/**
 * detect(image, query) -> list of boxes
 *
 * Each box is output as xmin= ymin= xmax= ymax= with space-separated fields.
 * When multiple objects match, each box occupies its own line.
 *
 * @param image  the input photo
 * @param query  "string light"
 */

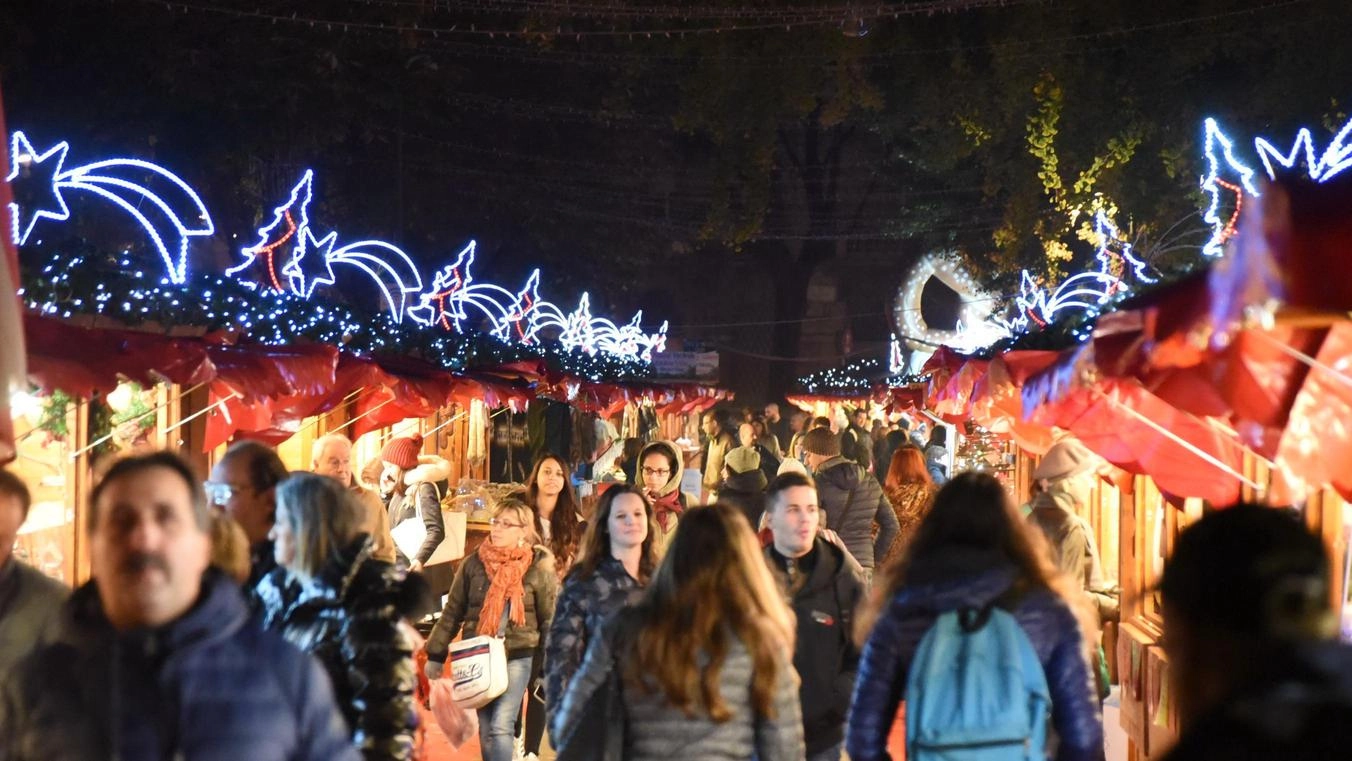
xmin=1253 ymin=113 xmax=1352 ymax=183
xmin=7 ymin=131 xmax=214 ymax=284
xmin=1200 ymin=117 xmax=1260 ymax=258
xmin=894 ymin=251 xmax=1004 ymax=352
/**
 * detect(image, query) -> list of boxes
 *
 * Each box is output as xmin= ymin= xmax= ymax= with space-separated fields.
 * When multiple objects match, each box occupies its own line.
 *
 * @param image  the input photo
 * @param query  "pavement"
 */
xmin=419 ymin=704 xmax=909 ymax=760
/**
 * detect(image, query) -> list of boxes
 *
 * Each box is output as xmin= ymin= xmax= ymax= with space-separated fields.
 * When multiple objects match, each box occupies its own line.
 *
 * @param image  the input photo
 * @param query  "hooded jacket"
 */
xmin=813 ymin=456 xmax=900 ymax=570
xmin=638 ymin=441 xmax=689 ymax=556
xmin=385 ymin=455 xmax=451 ymax=567
xmin=543 ymin=554 xmax=644 ymax=734
xmin=425 ymin=545 xmax=557 ymax=662
xmin=846 ymin=549 xmax=1104 ymax=761
xmin=0 ymin=569 xmax=358 ymax=761
xmin=765 ymin=536 xmax=866 ymax=756
xmin=1026 ymin=491 xmax=1118 ymax=623
xmin=254 ymin=535 xmax=419 ymax=761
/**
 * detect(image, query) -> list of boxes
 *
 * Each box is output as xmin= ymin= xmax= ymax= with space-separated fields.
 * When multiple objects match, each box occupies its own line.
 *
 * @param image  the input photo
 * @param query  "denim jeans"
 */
xmin=477 ymin=655 xmax=533 ymax=761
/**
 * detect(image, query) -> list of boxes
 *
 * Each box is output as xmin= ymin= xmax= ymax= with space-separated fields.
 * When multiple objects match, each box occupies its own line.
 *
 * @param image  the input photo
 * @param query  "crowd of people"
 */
xmin=1 ymin=404 xmax=1351 ymax=761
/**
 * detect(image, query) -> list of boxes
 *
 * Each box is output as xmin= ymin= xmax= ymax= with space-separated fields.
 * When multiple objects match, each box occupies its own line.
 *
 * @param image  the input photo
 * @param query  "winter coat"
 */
xmin=846 ymin=549 xmax=1104 ymax=761
xmin=254 ymin=535 xmax=419 ymax=761
xmin=385 ymin=456 xmax=451 ymax=567
xmin=813 ymin=456 xmax=900 ymax=570
xmin=880 ymin=482 xmax=937 ymax=569
xmin=842 ymin=424 xmax=874 ymax=470
xmin=1160 ymin=641 xmax=1352 ymax=761
xmin=702 ymin=431 xmax=735 ymax=493
xmin=0 ymin=557 xmax=68 ymax=675
xmin=351 ymin=483 xmax=397 ymax=564
xmin=1026 ymin=491 xmax=1119 ymax=623
xmin=552 ymin=607 xmax=805 ymax=761
xmin=639 ymin=440 xmax=688 ymax=556
xmin=719 ymin=468 xmax=768 ymax=530
xmin=543 ymin=555 xmax=643 ymax=733
xmin=425 ymin=546 xmax=557 ymax=662
xmin=766 ymin=537 xmax=866 ymax=756
xmin=0 ymin=569 xmax=359 ymax=761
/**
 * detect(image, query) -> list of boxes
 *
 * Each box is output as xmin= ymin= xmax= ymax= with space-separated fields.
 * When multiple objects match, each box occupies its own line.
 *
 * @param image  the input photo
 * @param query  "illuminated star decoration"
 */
xmin=232 ymin=170 xmax=423 ymax=323
xmin=8 ymin=131 xmax=214 ymax=284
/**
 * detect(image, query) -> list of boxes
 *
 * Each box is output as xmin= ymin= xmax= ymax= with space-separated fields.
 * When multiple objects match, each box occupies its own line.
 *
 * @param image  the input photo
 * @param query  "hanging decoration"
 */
xmin=12 ymin=133 xmax=667 ymax=365
xmin=893 ymin=251 xmax=1003 ymax=353
xmin=7 ymin=131 xmax=214 ymax=284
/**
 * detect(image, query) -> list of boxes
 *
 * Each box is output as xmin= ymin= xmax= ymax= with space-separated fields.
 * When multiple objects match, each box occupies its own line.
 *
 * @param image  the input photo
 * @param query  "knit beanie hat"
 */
xmin=724 ymin=446 xmax=761 ymax=474
xmin=776 ymin=457 xmax=808 ymax=477
xmin=1033 ymin=437 xmax=1096 ymax=482
xmin=800 ymin=427 xmax=841 ymax=457
xmin=381 ymin=435 xmax=423 ymax=470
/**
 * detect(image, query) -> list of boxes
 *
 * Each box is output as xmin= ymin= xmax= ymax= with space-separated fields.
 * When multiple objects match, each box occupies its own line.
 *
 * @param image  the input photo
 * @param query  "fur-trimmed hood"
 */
xmin=403 ymin=455 xmax=452 ymax=492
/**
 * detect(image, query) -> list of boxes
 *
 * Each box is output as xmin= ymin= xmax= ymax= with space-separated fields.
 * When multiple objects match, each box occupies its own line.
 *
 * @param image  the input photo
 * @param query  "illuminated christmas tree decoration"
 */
xmin=493 ymin=269 xmax=543 ymax=343
xmin=1253 ymin=114 xmax=1352 ymax=183
xmin=409 ymin=241 xmax=516 ymax=332
xmin=1201 ymin=118 xmax=1260 ymax=258
xmin=1093 ymin=210 xmax=1155 ymax=284
xmin=227 ymin=170 xmax=312 ymax=290
xmin=8 ymin=131 xmax=214 ymax=284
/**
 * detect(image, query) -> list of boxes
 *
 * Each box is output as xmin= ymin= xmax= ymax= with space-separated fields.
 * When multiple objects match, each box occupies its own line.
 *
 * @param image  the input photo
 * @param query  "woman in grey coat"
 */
xmin=551 ymin=502 xmax=804 ymax=761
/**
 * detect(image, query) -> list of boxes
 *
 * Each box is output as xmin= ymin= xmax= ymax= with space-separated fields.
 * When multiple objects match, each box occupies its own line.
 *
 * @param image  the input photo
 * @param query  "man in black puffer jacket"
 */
xmin=0 ymin=452 xmax=357 ymax=761
xmin=763 ymin=472 xmax=866 ymax=761
xmin=800 ymin=428 xmax=899 ymax=586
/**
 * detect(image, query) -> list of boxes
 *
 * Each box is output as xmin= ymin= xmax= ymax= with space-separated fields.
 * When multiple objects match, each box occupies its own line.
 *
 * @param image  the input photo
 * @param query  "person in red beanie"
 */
xmin=380 ymin=436 xmax=450 ymax=582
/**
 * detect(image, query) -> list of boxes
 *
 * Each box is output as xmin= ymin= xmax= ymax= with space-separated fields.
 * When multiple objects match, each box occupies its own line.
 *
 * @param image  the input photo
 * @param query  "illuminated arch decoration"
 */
xmin=229 ymin=171 xmax=423 ymax=323
xmin=894 ymin=252 xmax=1004 ymax=352
xmin=7 ymin=131 xmax=213 ymax=284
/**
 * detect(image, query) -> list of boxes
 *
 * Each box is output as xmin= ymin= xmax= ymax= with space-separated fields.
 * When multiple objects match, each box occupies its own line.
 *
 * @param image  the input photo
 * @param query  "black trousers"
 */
xmin=516 ymin=649 xmax=546 ymax=754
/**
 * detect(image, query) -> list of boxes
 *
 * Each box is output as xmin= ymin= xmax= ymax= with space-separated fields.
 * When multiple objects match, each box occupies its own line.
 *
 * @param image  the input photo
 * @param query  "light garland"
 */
xmin=893 ymin=251 xmax=1003 ymax=353
xmin=7 ymin=131 xmax=214 ymax=284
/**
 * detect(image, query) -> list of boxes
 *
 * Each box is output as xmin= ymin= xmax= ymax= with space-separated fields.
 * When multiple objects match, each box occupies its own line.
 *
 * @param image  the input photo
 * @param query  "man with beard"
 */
xmin=0 ymin=451 xmax=358 ymax=760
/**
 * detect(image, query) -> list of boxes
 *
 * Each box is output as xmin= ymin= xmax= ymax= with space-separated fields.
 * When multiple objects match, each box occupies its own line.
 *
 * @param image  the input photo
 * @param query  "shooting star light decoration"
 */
xmin=7 ymin=131 xmax=213 ymax=284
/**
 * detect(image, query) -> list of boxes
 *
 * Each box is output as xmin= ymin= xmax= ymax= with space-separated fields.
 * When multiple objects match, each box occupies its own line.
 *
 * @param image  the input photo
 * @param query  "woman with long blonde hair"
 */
xmin=846 ymin=472 xmax=1102 ymax=761
xmin=551 ymin=503 xmax=804 ymax=760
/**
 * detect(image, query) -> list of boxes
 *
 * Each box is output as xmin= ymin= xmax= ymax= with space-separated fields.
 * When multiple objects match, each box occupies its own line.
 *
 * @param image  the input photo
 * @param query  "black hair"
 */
xmin=90 ymin=451 xmax=209 ymax=533
xmin=764 ymin=471 xmax=815 ymax=511
xmin=0 ymin=468 xmax=32 ymax=519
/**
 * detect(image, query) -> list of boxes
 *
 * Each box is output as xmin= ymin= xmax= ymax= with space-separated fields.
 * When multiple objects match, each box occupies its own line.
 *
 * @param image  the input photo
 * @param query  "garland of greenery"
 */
xmin=21 ymin=243 xmax=653 ymax=384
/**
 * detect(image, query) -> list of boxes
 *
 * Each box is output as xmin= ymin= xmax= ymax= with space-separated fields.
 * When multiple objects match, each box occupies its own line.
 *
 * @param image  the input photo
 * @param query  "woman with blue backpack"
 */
xmin=846 ymin=472 xmax=1104 ymax=761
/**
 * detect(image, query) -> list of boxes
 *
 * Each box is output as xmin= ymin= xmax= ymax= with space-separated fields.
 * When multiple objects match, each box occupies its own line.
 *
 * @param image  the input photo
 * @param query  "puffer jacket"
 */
xmin=254 ymin=535 xmax=419 ymax=761
xmin=552 ymin=607 xmax=804 ymax=761
xmin=846 ymin=549 xmax=1103 ymax=761
xmin=543 ymin=555 xmax=644 ymax=733
xmin=766 ymin=536 xmax=866 ymax=756
xmin=0 ymin=569 xmax=358 ymax=761
xmin=813 ymin=456 xmax=900 ymax=570
xmin=425 ymin=545 xmax=557 ymax=663
xmin=385 ymin=456 xmax=451 ymax=567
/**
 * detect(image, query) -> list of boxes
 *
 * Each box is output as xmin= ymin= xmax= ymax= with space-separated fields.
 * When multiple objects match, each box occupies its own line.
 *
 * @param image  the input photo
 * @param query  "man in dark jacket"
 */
xmin=0 ymin=469 xmax=68 ymax=675
xmin=208 ymin=439 xmax=289 ymax=590
xmin=1159 ymin=504 xmax=1352 ymax=761
xmin=763 ymin=472 xmax=865 ymax=761
xmin=800 ymin=428 xmax=899 ymax=586
xmin=840 ymin=409 xmax=874 ymax=471
xmin=0 ymin=451 xmax=358 ymax=761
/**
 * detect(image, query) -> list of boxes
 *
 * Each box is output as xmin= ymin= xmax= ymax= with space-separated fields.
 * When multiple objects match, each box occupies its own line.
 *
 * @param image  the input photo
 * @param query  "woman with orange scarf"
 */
xmin=425 ymin=499 xmax=558 ymax=761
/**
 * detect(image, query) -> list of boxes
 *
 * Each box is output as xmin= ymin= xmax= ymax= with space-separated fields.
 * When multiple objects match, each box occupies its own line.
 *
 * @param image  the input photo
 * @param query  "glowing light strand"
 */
xmin=7 ymin=131 xmax=214 ymax=284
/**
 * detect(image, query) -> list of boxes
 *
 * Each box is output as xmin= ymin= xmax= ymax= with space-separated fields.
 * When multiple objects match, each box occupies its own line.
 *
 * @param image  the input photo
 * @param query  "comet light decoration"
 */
xmin=7 ymin=131 xmax=214 ymax=284
xmin=409 ymin=240 xmax=516 ymax=332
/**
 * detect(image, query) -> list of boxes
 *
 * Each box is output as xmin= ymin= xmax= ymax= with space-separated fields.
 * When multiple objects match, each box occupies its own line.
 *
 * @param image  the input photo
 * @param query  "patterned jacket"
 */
xmin=543 ymin=555 xmax=643 ymax=732
xmin=255 ymin=535 xmax=420 ymax=761
xmin=846 ymin=550 xmax=1103 ymax=761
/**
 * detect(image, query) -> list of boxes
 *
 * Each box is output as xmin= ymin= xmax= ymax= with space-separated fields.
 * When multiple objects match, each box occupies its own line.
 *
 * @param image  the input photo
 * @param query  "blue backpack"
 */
xmin=905 ymin=604 xmax=1051 ymax=761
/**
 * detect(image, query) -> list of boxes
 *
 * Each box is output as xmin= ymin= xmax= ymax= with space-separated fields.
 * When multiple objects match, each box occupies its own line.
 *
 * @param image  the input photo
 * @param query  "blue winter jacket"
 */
xmin=846 ymin=549 xmax=1104 ymax=761
xmin=0 ymin=568 xmax=360 ymax=761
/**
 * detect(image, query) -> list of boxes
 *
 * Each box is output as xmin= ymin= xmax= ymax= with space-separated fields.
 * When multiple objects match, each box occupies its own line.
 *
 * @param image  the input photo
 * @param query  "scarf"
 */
xmin=650 ymin=489 xmax=685 ymax=532
xmin=476 ymin=541 xmax=534 ymax=636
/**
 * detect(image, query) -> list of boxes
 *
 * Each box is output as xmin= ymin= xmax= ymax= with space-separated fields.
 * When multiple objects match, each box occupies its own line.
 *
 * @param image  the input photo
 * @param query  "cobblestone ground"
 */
xmin=420 ymin=705 xmax=909 ymax=760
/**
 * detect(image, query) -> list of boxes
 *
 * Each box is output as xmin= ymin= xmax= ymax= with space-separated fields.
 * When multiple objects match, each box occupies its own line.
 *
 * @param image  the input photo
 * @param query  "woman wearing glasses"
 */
xmin=543 ymin=484 xmax=659 ymax=735
xmin=637 ymin=440 xmax=689 ymax=557
xmin=424 ymin=498 xmax=558 ymax=761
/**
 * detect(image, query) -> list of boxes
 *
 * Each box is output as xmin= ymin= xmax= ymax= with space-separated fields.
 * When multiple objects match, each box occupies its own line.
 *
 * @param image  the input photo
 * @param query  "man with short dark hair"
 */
xmin=763 ymin=471 xmax=865 ymax=761
xmin=1159 ymin=504 xmax=1352 ymax=760
xmin=0 ymin=451 xmax=358 ymax=760
xmin=840 ymin=408 xmax=874 ymax=471
xmin=763 ymin=402 xmax=792 ymax=454
xmin=700 ymin=411 xmax=735 ymax=502
xmin=208 ymin=440 xmax=288 ymax=588
xmin=800 ymin=428 xmax=898 ymax=586
xmin=0 ymin=468 xmax=68 ymax=674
